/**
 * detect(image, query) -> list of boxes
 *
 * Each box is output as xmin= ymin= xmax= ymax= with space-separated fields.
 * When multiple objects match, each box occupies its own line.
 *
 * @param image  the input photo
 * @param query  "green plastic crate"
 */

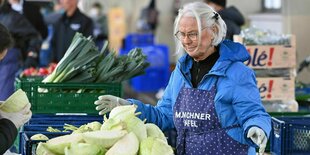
xmin=15 ymin=77 xmax=122 ymax=114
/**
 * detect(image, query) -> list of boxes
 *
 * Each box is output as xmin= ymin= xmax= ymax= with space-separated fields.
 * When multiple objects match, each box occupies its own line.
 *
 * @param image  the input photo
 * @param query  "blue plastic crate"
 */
xmin=27 ymin=114 xmax=103 ymax=125
xmin=23 ymin=115 xmax=103 ymax=133
xmin=22 ymin=124 xmax=65 ymax=132
xmin=131 ymin=68 xmax=169 ymax=92
xmin=270 ymin=116 xmax=310 ymax=155
xmin=121 ymin=44 xmax=170 ymax=92
xmin=20 ymin=131 xmax=69 ymax=155
xmin=124 ymin=33 xmax=154 ymax=49
xmin=18 ymin=114 xmax=103 ymax=154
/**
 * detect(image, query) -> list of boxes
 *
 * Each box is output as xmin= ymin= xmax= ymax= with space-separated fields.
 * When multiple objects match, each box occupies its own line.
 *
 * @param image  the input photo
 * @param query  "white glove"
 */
xmin=247 ymin=126 xmax=267 ymax=155
xmin=0 ymin=102 xmax=32 ymax=129
xmin=94 ymin=95 xmax=130 ymax=115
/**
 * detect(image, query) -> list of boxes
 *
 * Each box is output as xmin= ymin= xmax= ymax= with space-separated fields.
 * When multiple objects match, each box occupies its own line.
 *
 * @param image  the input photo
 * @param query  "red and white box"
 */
xmin=234 ymin=35 xmax=296 ymax=69
xmin=244 ymin=45 xmax=296 ymax=69
xmin=256 ymin=77 xmax=295 ymax=101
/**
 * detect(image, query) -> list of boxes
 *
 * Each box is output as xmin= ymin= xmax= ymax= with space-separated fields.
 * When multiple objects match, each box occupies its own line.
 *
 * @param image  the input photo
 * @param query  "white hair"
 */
xmin=173 ymin=1 xmax=227 ymax=54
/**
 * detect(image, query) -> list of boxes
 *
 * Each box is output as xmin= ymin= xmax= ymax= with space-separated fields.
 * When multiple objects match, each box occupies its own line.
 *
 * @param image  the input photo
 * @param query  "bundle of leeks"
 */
xmin=42 ymin=32 xmax=149 ymax=84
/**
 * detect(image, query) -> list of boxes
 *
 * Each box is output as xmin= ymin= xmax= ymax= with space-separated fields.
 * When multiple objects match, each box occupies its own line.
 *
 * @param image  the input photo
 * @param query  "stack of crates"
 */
xmin=121 ymin=33 xmax=170 ymax=93
xmin=234 ymin=35 xmax=297 ymax=112
xmin=20 ymin=114 xmax=103 ymax=155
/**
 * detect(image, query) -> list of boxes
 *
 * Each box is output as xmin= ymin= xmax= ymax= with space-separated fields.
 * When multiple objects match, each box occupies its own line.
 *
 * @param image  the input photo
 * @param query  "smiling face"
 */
xmin=178 ymin=16 xmax=215 ymax=61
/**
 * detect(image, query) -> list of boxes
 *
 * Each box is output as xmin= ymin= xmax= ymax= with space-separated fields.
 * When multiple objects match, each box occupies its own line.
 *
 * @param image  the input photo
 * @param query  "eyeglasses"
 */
xmin=175 ymin=27 xmax=208 ymax=41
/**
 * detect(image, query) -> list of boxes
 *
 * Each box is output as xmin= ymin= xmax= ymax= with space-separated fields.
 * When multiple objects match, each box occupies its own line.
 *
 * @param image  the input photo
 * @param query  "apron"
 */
xmin=173 ymin=81 xmax=249 ymax=155
xmin=0 ymin=48 xmax=21 ymax=100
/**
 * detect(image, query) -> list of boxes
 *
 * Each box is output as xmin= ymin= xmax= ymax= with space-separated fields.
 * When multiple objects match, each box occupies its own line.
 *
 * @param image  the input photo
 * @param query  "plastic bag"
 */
xmin=240 ymin=26 xmax=291 ymax=46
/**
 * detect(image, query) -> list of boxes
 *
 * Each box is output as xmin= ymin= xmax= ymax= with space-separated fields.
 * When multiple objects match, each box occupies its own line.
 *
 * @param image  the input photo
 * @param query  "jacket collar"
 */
xmin=177 ymin=40 xmax=250 ymax=77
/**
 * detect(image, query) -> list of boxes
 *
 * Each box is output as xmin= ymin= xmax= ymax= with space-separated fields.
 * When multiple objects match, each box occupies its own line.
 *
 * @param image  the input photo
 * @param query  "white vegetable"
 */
xmin=145 ymin=123 xmax=167 ymax=144
xmin=139 ymin=137 xmax=174 ymax=155
xmin=30 ymin=134 xmax=49 ymax=141
xmin=36 ymin=142 xmax=56 ymax=155
xmin=108 ymin=105 xmax=137 ymax=121
xmin=64 ymin=142 xmax=106 ymax=155
xmin=106 ymin=132 xmax=139 ymax=155
xmin=101 ymin=117 xmax=126 ymax=131
xmin=85 ymin=121 xmax=102 ymax=131
xmin=0 ymin=89 xmax=29 ymax=112
xmin=45 ymin=133 xmax=84 ymax=154
xmin=83 ymin=130 xmax=127 ymax=148
xmin=123 ymin=116 xmax=147 ymax=142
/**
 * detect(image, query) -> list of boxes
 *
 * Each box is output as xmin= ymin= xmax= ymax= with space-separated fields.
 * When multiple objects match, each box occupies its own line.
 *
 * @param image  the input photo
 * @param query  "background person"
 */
xmin=136 ymin=0 xmax=159 ymax=33
xmin=0 ymin=0 xmax=42 ymax=100
xmin=44 ymin=0 xmax=64 ymax=26
xmin=95 ymin=2 xmax=271 ymax=155
xmin=89 ymin=2 xmax=108 ymax=39
xmin=205 ymin=0 xmax=245 ymax=40
xmin=0 ymin=23 xmax=32 ymax=155
xmin=8 ymin=0 xmax=48 ymax=39
xmin=51 ymin=0 xmax=93 ymax=62
xmin=88 ymin=2 xmax=108 ymax=49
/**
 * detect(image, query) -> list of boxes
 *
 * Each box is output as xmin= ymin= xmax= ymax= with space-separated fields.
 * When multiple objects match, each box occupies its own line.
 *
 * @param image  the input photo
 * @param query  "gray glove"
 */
xmin=247 ymin=126 xmax=267 ymax=155
xmin=0 ymin=102 xmax=32 ymax=129
xmin=94 ymin=95 xmax=130 ymax=115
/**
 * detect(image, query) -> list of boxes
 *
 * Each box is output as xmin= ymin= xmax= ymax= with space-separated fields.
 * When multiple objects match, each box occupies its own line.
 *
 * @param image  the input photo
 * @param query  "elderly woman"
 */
xmin=95 ymin=2 xmax=271 ymax=155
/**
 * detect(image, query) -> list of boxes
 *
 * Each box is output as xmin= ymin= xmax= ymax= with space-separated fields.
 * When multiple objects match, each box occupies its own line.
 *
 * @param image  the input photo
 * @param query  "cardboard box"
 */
xmin=257 ymin=77 xmax=295 ymax=101
xmin=234 ymin=35 xmax=296 ymax=69
xmin=245 ymin=45 xmax=296 ymax=69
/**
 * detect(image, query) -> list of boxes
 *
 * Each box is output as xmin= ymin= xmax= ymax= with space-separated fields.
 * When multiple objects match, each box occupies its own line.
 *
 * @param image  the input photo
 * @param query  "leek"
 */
xmin=42 ymin=32 xmax=149 ymax=84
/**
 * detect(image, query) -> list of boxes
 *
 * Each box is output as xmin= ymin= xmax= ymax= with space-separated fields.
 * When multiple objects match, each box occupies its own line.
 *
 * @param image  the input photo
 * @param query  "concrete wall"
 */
xmin=282 ymin=0 xmax=310 ymax=84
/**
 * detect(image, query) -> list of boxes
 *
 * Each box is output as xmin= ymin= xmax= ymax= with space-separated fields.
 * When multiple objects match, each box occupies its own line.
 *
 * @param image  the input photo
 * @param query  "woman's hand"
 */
xmin=94 ymin=95 xmax=130 ymax=115
xmin=247 ymin=126 xmax=267 ymax=155
xmin=0 ymin=102 xmax=32 ymax=129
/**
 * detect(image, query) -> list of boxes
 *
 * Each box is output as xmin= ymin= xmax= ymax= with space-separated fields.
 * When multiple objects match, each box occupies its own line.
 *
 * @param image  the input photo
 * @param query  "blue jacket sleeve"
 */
xmin=231 ymin=69 xmax=271 ymax=147
xmin=128 ymin=71 xmax=177 ymax=131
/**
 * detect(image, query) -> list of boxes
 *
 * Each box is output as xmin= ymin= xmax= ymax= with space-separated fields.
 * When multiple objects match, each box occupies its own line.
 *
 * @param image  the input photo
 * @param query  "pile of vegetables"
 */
xmin=20 ymin=63 xmax=57 ymax=77
xmin=35 ymin=105 xmax=174 ymax=155
xmin=42 ymin=33 xmax=149 ymax=83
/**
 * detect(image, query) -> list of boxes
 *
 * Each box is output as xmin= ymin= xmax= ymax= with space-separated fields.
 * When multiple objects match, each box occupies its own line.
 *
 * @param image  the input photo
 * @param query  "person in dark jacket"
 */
xmin=0 ymin=23 xmax=32 ymax=155
xmin=0 ymin=0 xmax=42 ymax=100
xmin=44 ymin=0 xmax=63 ymax=25
xmin=89 ymin=2 xmax=108 ymax=49
xmin=8 ymin=0 xmax=48 ymax=39
xmin=51 ymin=0 xmax=93 ymax=62
xmin=205 ymin=0 xmax=245 ymax=40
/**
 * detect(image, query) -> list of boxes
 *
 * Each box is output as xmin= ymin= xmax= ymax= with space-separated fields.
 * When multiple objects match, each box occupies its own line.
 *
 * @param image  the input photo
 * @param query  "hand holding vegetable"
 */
xmin=94 ymin=95 xmax=130 ymax=115
xmin=0 ymin=102 xmax=32 ymax=129
xmin=247 ymin=126 xmax=267 ymax=155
